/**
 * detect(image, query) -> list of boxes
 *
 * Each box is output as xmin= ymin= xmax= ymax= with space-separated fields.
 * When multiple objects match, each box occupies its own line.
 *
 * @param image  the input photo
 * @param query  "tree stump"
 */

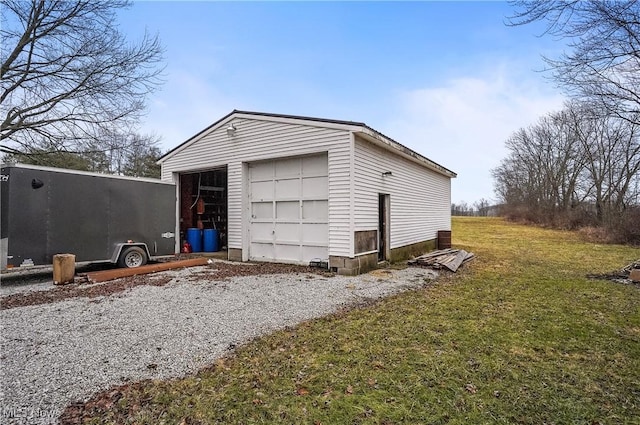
xmin=53 ymin=254 xmax=76 ymax=285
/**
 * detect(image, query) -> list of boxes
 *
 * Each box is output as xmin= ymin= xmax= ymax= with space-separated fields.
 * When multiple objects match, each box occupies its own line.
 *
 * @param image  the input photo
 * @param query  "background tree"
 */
xmin=502 ymin=2 xmax=640 ymax=242
xmin=118 ymin=133 xmax=162 ymax=178
xmin=3 ymin=130 xmax=163 ymax=178
xmin=492 ymin=101 xmax=640 ymax=241
xmin=508 ymin=0 xmax=640 ymax=123
xmin=451 ymin=200 xmax=495 ymax=217
xmin=2 ymin=148 xmax=97 ymax=171
xmin=451 ymin=201 xmax=472 ymax=216
xmin=1 ymin=0 xmax=164 ymax=157
xmin=474 ymin=198 xmax=491 ymax=217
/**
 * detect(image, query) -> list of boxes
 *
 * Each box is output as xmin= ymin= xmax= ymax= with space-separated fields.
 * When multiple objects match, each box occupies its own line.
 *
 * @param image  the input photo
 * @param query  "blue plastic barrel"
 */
xmin=186 ymin=228 xmax=202 ymax=252
xmin=203 ymin=229 xmax=219 ymax=252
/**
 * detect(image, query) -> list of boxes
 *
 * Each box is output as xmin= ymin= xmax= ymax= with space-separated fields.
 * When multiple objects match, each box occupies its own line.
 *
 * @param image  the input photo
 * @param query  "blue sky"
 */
xmin=119 ymin=1 xmax=566 ymax=204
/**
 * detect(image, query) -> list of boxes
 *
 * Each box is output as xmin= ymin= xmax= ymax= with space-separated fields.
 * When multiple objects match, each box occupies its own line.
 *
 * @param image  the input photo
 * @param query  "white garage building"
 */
xmin=158 ymin=110 xmax=456 ymax=275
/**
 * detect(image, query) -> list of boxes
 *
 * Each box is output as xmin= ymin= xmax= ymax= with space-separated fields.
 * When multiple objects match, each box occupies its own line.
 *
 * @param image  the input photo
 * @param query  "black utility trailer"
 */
xmin=1 ymin=164 xmax=176 ymax=270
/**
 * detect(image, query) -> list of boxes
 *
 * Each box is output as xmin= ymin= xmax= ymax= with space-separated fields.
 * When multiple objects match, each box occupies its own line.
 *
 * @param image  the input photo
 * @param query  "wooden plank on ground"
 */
xmin=414 ymin=249 xmax=457 ymax=260
xmin=440 ymin=250 xmax=468 ymax=273
xmin=85 ymin=257 xmax=209 ymax=283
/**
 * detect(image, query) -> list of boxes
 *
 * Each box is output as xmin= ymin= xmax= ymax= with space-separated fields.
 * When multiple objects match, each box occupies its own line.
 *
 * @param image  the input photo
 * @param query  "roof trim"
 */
xmin=157 ymin=110 xmax=457 ymax=178
xmin=158 ymin=110 xmax=235 ymax=162
xmin=354 ymin=129 xmax=456 ymax=178
xmin=1 ymin=163 xmax=174 ymax=185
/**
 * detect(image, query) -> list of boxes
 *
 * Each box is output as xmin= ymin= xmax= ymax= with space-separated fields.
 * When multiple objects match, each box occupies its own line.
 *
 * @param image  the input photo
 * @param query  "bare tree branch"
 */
xmin=508 ymin=0 xmax=640 ymax=123
xmin=0 ymin=0 xmax=164 ymax=154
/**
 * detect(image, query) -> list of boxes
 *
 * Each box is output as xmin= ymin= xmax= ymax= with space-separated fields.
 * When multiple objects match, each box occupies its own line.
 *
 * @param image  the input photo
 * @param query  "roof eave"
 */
xmin=158 ymin=110 xmax=457 ymax=179
xmin=354 ymin=128 xmax=457 ymax=178
xmin=157 ymin=110 xmax=364 ymax=164
xmin=157 ymin=110 xmax=237 ymax=164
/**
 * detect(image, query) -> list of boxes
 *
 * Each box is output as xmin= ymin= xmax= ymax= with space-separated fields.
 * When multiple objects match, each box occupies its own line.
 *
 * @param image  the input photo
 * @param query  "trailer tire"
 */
xmin=118 ymin=246 xmax=148 ymax=268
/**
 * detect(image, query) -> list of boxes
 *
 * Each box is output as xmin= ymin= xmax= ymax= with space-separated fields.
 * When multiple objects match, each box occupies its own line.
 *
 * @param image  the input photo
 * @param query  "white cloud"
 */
xmin=383 ymin=67 xmax=565 ymax=205
xmin=139 ymin=70 xmax=238 ymax=152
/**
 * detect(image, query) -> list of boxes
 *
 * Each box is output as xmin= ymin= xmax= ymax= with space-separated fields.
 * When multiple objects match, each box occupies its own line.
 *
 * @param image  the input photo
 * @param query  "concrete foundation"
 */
xmin=390 ymin=239 xmax=437 ymax=263
xmin=228 ymin=248 xmax=243 ymax=262
xmin=229 ymin=239 xmax=437 ymax=276
xmin=330 ymin=252 xmax=378 ymax=275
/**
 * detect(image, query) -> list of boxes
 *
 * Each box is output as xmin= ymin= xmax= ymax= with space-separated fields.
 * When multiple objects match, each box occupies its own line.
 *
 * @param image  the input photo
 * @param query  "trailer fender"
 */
xmin=111 ymin=243 xmax=152 ymax=267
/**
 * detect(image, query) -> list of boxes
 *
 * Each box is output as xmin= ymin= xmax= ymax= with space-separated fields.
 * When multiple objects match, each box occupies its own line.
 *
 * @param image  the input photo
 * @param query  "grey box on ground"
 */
xmin=53 ymin=254 xmax=75 ymax=284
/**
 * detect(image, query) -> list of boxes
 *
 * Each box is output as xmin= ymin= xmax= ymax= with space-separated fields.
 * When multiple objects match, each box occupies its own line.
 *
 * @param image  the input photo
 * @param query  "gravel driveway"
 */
xmin=0 ymin=263 xmax=436 ymax=425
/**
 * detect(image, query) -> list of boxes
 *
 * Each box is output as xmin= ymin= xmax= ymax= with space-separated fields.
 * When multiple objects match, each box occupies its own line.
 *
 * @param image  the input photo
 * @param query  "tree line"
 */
xmin=451 ymin=199 xmax=493 ymax=217
xmin=2 ymin=132 xmax=162 ymax=178
xmin=492 ymin=101 xmax=640 ymax=240
xmin=492 ymin=1 xmax=640 ymax=243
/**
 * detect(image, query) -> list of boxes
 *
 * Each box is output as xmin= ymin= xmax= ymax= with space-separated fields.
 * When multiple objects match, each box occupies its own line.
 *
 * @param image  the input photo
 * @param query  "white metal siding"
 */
xmin=227 ymin=161 xmax=243 ymax=251
xmin=161 ymin=118 xmax=352 ymax=257
xmin=353 ymin=136 xmax=451 ymax=249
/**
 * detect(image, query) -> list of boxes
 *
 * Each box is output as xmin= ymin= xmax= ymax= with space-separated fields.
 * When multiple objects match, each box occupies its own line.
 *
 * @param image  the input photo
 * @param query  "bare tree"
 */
xmin=508 ymin=1 xmax=640 ymax=123
xmin=493 ymin=100 xmax=640 ymax=240
xmin=574 ymin=106 xmax=640 ymax=223
xmin=1 ymin=0 xmax=164 ymax=155
xmin=474 ymin=198 xmax=491 ymax=217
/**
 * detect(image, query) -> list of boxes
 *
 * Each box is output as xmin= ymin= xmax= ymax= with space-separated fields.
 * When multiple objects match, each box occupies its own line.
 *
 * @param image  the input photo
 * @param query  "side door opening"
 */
xmin=378 ymin=194 xmax=390 ymax=261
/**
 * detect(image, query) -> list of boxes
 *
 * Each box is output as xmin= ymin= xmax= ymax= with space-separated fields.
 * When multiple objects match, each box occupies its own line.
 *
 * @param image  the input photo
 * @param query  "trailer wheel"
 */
xmin=118 ymin=246 xmax=148 ymax=268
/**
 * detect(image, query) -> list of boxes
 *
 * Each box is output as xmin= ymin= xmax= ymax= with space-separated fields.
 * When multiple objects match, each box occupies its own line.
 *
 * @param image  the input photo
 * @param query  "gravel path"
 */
xmin=0 ymin=265 xmax=436 ymax=424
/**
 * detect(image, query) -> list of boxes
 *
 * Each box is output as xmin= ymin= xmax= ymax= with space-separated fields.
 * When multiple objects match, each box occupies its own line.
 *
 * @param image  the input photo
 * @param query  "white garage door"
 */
xmin=249 ymin=153 xmax=328 ymax=264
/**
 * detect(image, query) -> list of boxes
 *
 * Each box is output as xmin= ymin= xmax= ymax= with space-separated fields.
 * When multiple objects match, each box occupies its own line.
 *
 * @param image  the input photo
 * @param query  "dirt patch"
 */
xmin=0 ymin=275 xmax=173 ymax=311
xmin=59 ymin=379 xmax=149 ymax=425
xmin=188 ymin=261 xmax=334 ymax=281
xmin=0 ymin=261 xmax=333 ymax=311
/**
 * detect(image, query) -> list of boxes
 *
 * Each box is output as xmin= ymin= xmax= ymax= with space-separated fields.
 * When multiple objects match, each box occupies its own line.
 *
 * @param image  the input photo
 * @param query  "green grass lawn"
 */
xmin=71 ymin=217 xmax=640 ymax=424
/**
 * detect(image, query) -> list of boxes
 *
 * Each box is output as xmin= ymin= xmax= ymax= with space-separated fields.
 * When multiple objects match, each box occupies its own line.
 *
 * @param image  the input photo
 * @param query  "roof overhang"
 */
xmin=158 ymin=110 xmax=457 ymax=179
xmin=353 ymin=128 xmax=456 ymax=178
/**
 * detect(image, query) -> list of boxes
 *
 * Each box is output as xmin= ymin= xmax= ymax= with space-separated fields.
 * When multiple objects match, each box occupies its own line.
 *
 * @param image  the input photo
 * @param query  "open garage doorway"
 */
xmin=179 ymin=167 xmax=228 ymax=253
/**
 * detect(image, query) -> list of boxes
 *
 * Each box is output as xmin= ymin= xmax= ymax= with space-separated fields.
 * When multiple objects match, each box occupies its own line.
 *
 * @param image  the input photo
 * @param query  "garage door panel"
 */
xmin=251 ymin=242 xmax=274 ymax=260
xmin=250 ymin=162 xmax=274 ymax=180
xmin=302 ymin=200 xmax=328 ymax=220
xmin=302 ymin=176 xmax=328 ymax=199
xmin=276 ymin=201 xmax=299 ymax=220
xmin=251 ymin=181 xmax=273 ymax=201
xmin=302 ymin=223 xmax=328 ymax=244
xmin=275 ymin=157 xmax=300 ymax=177
xmin=249 ymin=153 xmax=328 ymax=264
xmin=275 ymin=178 xmax=300 ymax=199
xmin=275 ymin=244 xmax=301 ymax=261
xmin=251 ymin=222 xmax=273 ymax=241
xmin=274 ymin=223 xmax=299 ymax=243
xmin=252 ymin=202 xmax=273 ymax=219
